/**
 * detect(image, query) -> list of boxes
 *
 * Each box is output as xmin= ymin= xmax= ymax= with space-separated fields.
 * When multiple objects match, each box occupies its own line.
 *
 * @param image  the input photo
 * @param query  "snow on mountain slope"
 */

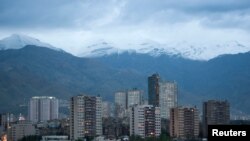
xmin=0 ymin=34 xmax=62 ymax=51
xmin=79 ymin=41 xmax=134 ymax=57
xmin=79 ymin=40 xmax=250 ymax=60
xmin=1 ymin=34 xmax=249 ymax=60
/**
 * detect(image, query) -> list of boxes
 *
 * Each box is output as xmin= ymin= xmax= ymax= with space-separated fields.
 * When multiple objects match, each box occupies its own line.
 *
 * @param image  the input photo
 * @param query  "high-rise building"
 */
xmin=130 ymin=105 xmax=161 ymax=138
xmin=114 ymin=91 xmax=127 ymax=118
xmin=70 ymin=95 xmax=102 ymax=140
xmin=203 ymin=100 xmax=230 ymax=137
xmin=7 ymin=120 xmax=36 ymax=141
xmin=115 ymin=91 xmax=127 ymax=109
xmin=102 ymin=101 xmax=113 ymax=118
xmin=115 ymin=89 xmax=143 ymax=118
xmin=0 ymin=113 xmax=16 ymax=132
xmin=127 ymin=89 xmax=142 ymax=108
xmin=28 ymin=96 xmax=59 ymax=123
xmin=159 ymin=81 xmax=178 ymax=119
xmin=170 ymin=106 xmax=199 ymax=140
xmin=148 ymin=73 xmax=160 ymax=106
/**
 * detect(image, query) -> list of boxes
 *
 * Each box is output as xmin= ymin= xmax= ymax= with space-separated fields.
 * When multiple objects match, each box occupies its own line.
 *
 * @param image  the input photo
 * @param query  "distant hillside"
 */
xmin=0 ymin=45 xmax=145 ymax=113
xmin=1 ymin=45 xmax=250 ymax=116
xmin=95 ymin=52 xmax=250 ymax=115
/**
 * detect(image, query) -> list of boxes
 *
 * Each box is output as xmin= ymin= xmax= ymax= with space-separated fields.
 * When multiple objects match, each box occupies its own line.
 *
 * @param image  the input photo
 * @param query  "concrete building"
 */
xmin=70 ymin=95 xmax=102 ymax=140
xmin=127 ymin=89 xmax=142 ymax=108
xmin=7 ymin=121 xmax=36 ymax=141
xmin=130 ymin=105 xmax=161 ymax=138
xmin=203 ymin=100 xmax=230 ymax=137
xmin=148 ymin=73 xmax=160 ymax=107
xmin=115 ymin=91 xmax=127 ymax=109
xmin=41 ymin=135 xmax=69 ymax=141
xmin=29 ymin=96 xmax=59 ymax=123
xmin=115 ymin=89 xmax=143 ymax=118
xmin=170 ymin=106 xmax=199 ymax=140
xmin=0 ymin=113 xmax=16 ymax=132
xmin=159 ymin=81 xmax=178 ymax=119
xmin=114 ymin=91 xmax=127 ymax=118
xmin=103 ymin=117 xmax=129 ymax=139
xmin=102 ymin=101 xmax=113 ymax=118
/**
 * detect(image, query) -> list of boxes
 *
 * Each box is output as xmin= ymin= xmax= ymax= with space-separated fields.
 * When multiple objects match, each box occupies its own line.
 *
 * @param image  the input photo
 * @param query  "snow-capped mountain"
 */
xmin=0 ymin=34 xmax=62 ymax=51
xmin=79 ymin=41 xmax=134 ymax=57
xmin=79 ymin=40 xmax=250 ymax=60
xmin=1 ymin=34 xmax=249 ymax=61
xmin=134 ymin=41 xmax=250 ymax=60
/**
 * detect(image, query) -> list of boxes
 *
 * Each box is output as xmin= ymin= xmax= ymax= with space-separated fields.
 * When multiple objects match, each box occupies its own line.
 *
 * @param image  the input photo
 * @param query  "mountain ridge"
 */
xmin=0 ymin=45 xmax=145 ymax=113
xmin=0 ymin=34 xmax=63 ymax=52
xmin=1 ymin=34 xmax=250 ymax=61
xmin=0 ymin=35 xmax=250 ymax=116
xmin=78 ymin=40 xmax=250 ymax=61
xmin=94 ymin=51 xmax=250 ymax=115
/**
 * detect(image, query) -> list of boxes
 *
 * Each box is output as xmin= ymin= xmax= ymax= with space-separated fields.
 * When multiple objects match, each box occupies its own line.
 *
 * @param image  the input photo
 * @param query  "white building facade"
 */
xmin=70 ymin=95 xmax=102 ymax=140
xmin=127 ymin=89 xmax=142 ymax=108
xmin=130 ymin=105 xmax=161 ymax=138
xmin=29 ymin=96 xmax=59 ymax=123
xmin=159 ymin=81 xmax=177 ymax=119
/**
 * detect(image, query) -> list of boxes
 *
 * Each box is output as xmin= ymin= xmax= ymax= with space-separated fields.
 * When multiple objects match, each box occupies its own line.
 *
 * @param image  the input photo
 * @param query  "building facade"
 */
xmin=148 ymin=73 xmax=160 ymax=107
xmin=0 ymin=113 xmax=16 ymax=132
xmin=159 ymin=81 xmax=178 ymax=119
xmin=114 ymin=91 xmax=127 ymax=118
xmin=29 ymin=96 xmax=59 ymax=123
xmin=70 ymin=95 xmax=102 ymax=140
xmin=7 ymin=121 xmax=36 ymax=141
xmin=127 ymin=89 xmax=142 ymax=108
xmin=41 ymin=135 xmax=69 ymax=141
xmin=102 ymin=101 xmax=113 ymax=118
xmin=115 ymin=89 xmax=143 ymax=118
xmin=203 ymin=100 xmax=230 ymax=137
xmin=130 ymin=105 xmax=161 ymax=138
xmin=170 ymin=106 xmax=199 ymax=140
xmin=114 ymin=91 xmax=127 ymax=109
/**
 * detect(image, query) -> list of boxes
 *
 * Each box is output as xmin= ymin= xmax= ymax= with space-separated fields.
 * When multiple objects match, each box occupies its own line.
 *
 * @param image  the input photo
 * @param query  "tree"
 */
xmin=18 ymin=135 xmax=41 ymax=141
xmin=129 ymin=135 xmax=144 ymax=141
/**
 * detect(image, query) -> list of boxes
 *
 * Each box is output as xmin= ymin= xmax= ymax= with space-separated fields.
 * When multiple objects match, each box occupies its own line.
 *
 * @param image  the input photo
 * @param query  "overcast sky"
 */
xmin=0 ymin=0 xmax=250 ymax=54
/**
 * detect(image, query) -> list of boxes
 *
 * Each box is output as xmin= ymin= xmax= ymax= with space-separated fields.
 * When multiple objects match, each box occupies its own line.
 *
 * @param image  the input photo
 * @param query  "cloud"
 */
xmin=0 ymin=0 xmax=124 ymax=29
xmin=0 ymin=0 xmax=250 ymax=53
xmin=1 ymin=0 xmax=250 ymax=29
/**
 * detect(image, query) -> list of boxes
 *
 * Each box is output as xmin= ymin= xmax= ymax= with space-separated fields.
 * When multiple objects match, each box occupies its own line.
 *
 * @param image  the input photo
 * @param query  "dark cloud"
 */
xmin=118 ymin=0 xmax=250 ymax=27
xmin=0 ymin=0 xmax=250 ymax=52
xmin=0 ymin=0 xmax=250 ymax=30
xmin=0 ymin=0 xmax=118 ymax=28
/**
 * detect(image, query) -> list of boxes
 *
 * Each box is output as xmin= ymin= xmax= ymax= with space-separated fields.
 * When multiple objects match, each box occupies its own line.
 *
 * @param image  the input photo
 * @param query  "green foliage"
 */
xmin=18 ymin=135 xmax=41 ymax=141
xmin=74 ymin=136 xmax=94 ymax=141
xmin=129 ymin=134 xmax=170 ymax=141
xmin=75 ymin=139 xmax=84 ymax=141
xmin=158 ymin=133 xmax=170 ymax=141
xmin=129 ymin=135 xmax=144 ymax=141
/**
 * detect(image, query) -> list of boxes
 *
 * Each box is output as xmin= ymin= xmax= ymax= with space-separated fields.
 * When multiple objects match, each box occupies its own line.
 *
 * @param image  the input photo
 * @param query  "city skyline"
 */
xmin=0 ymin=73 xmax=245 ymax=120
xmin=0 ymin=0 xmax=250 ymax=140
xmin=1 ymin=86 xmax=249 ymax=141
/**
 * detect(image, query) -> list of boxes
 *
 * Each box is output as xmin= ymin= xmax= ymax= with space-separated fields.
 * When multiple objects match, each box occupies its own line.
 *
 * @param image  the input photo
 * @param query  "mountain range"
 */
xmin=78 ymin=40 xmax=250 ymax=61
xmin=0 ymin=34 xmax=250 ymax=116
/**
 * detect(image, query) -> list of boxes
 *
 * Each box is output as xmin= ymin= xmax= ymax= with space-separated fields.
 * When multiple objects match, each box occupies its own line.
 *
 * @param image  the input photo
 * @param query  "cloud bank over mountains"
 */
xmin=0 ymin=0 xmax=250 ymax=56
